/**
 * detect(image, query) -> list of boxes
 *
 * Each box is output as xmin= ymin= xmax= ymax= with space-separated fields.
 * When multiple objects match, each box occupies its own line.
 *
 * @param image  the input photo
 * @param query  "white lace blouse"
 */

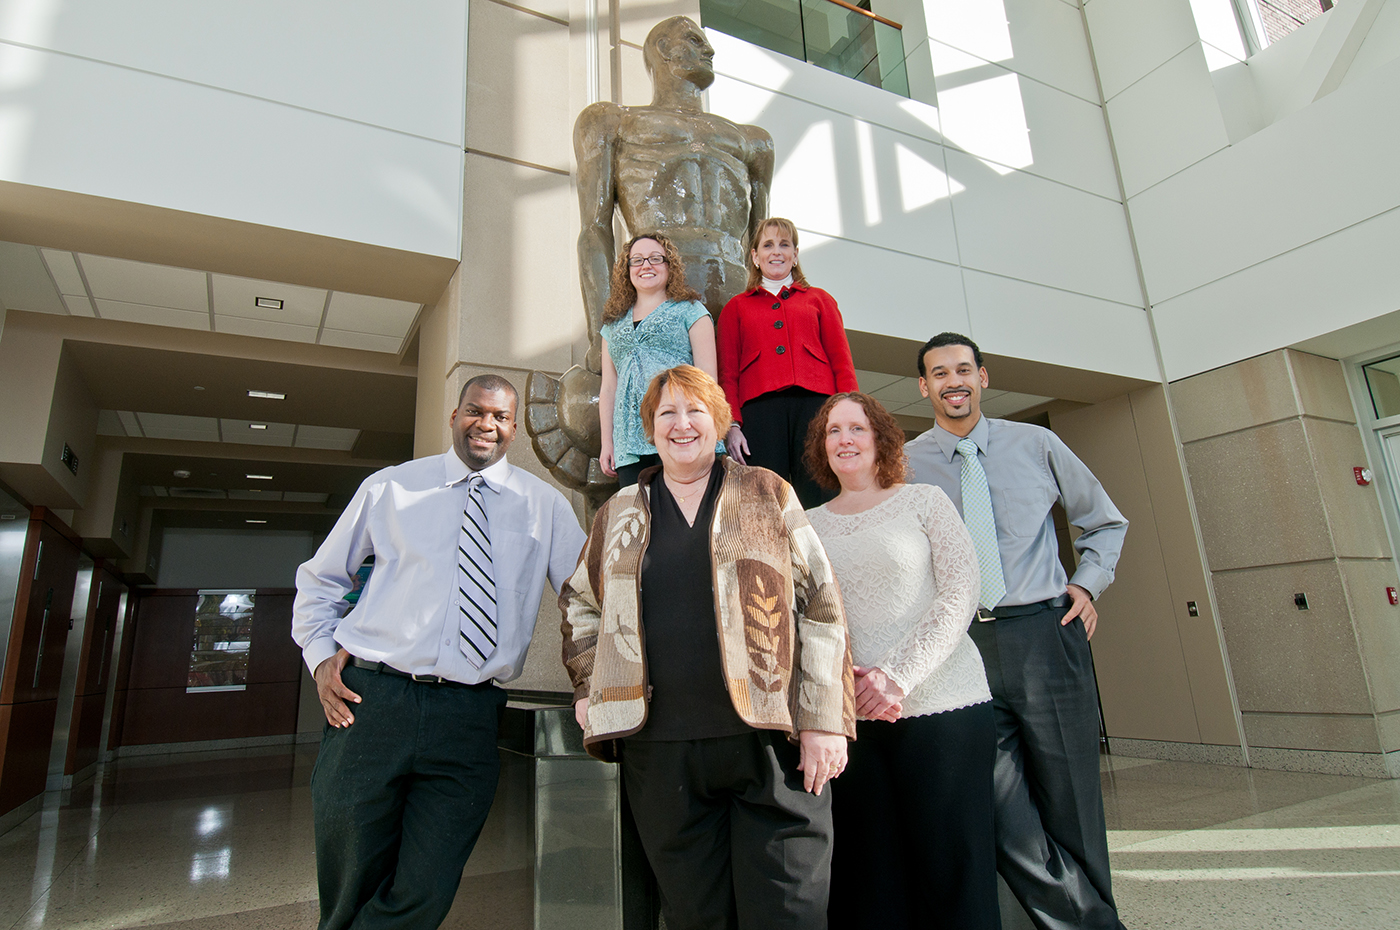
xmin=808 ymin=484 xmax=992 ymax=718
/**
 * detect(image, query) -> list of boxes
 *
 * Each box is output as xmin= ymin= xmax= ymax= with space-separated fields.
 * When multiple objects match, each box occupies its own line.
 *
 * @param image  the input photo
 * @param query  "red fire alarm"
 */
xmin=1355 ymin=467 xmax=1374 ymax=485
xmin=1388 ymin=587 xmax=1398 ymax=606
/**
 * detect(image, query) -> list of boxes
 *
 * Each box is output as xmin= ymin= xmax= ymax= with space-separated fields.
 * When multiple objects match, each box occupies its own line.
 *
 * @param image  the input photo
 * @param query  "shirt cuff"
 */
xmin=302 ymin=637 xmax=341 ymax=677
xmin=1069 ymin=564 xmax=1112 ymax=602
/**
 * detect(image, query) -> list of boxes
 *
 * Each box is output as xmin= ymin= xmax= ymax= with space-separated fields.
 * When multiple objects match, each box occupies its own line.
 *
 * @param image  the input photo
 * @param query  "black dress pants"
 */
xmin=311 ymin=664 xmax=507 ymax=930
xmin=967 ymin=608 xmax=1126 ymax=930
xmin=621 ymin=730 xmax=834 ymax=930
xmin=828 ymin=702 xmax=1000 ymax=930
xmin=739 ymin=388 xmax=834 ymax=509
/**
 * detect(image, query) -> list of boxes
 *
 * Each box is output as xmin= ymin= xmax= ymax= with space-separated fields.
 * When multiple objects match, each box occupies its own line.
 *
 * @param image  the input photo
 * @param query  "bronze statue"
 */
xmin=525 ymin=16 xmax=775 ymax=505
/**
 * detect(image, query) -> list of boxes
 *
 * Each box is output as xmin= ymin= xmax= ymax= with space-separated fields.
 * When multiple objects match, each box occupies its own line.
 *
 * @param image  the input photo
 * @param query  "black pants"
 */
xmin=616 ymin=454 xmax=660 ymax=488
xmin=739 ymin=388 xmax=834 ymax=509
xmin=967 ymin=609 xmax=1125 ymax=930
xmin=311 ymin=664 xmax=507 ymax=930
xmin=621 ymin=730 xmax=833 ymax=930
xmin=828 ymin=703 xmax=1000 ymax=930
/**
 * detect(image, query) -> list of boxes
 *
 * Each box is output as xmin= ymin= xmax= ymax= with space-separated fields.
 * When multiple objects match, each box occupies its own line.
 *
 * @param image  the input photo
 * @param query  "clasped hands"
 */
xmin=853 ymin=666 xmax=904 ymax=722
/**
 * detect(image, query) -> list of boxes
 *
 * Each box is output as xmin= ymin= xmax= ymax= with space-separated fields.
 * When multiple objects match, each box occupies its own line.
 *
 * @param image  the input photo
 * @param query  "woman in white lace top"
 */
xmin=804 ymin=392 xmax=999 ymax=930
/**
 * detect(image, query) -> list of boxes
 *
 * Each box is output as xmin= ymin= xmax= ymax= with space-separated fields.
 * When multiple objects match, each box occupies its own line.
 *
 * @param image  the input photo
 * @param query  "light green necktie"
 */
xmin=957 ymin=438 xmax=1007 ymax=611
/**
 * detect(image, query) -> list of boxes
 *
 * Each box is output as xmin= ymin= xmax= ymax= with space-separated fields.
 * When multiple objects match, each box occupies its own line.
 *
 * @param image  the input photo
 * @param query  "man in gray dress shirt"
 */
xmin=905 ymin=333 xmax=1129 ymax=930
xmin=293 ymin=374 xmax=587 ymax=930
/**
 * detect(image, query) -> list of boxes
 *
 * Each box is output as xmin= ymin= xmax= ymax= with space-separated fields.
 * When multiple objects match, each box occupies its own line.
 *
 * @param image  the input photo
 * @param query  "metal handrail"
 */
xmin=820 ymin=0 xmax=902 ymax=31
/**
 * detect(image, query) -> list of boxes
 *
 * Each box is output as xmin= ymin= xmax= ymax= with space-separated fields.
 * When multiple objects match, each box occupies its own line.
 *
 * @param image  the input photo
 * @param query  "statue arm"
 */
xmin=574 ymin=102 xmax=625 ymax=374
xmin=743 ymin=124 xmax=775 ymax=245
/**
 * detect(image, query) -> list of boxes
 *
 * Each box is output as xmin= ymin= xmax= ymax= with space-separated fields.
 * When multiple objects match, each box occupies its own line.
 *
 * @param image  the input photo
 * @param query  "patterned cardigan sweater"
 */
xmin=560 ymin=458 xmax=855 ymax=762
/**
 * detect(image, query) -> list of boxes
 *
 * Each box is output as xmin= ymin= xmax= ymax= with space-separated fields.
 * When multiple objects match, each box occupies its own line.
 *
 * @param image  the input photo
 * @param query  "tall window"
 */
xmin=700 ymin=0 xmax=910 ymax=97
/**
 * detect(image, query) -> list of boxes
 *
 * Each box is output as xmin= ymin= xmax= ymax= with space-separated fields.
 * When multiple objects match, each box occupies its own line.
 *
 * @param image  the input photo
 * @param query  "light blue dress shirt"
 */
xmin=292 ymin=452 xmax=587 ymax=684
xmin=905 ymin=416 xmax=1127 ymax=607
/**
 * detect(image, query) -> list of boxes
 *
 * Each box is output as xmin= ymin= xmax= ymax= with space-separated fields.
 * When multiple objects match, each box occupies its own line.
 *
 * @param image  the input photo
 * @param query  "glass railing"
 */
xmin=700 ymin=0 xmax=910 ymax=97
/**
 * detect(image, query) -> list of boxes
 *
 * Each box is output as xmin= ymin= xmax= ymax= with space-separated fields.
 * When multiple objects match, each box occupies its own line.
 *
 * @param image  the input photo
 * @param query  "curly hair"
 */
xmin=639 ymin=365 xmax=733 ymax=444
xmin=601 ymin=232 xmax=702 ymax=325
xmin=803 ymin=392 xmax=910 ymax=492
xmin=744 ymin=217 xmax=811 ymax=292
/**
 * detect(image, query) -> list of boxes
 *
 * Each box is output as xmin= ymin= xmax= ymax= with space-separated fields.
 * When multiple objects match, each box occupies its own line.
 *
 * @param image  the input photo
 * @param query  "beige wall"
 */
xmin=1051 ymin=387 xmax=1240 ymax=748
xmin=1172 ymin=349 xmax=1400 ymax=756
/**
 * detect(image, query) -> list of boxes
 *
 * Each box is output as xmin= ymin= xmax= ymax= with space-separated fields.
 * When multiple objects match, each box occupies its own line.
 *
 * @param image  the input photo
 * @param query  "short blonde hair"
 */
xmin=639 ymin=365 xmax=733 ymax=442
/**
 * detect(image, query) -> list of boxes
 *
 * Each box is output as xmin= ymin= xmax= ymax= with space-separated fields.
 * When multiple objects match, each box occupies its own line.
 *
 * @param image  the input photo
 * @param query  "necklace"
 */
xmin=665 ymin=469 xmax=711 ymax=504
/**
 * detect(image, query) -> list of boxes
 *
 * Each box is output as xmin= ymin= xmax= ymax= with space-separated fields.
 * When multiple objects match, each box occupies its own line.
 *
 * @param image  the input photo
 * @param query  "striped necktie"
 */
xmin=457 ymin=472 xmax=497 ymax=667
xmin=956 ymin=438 xmax=1007 ymax=611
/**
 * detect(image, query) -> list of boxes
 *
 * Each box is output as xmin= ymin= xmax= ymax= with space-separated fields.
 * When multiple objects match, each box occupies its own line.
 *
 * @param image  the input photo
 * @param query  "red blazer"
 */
xmin=717 ymin=283 xmax=859 ymax=424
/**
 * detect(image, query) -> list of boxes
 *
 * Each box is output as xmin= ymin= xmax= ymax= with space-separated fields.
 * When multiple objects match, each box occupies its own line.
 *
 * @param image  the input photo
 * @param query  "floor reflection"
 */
xmin=0 ymin=746 xmax=1394 ymax=929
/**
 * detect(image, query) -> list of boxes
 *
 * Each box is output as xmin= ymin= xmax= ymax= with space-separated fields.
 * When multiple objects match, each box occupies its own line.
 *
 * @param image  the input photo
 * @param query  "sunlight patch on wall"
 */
xmin=895 ymin=142 xmax=961 ymax=212
xmin=936 ymin=70 xmax=1031 ymax=174
xmin=772 ymin=120 xmax=841 ymax=237
xmin=855 ymin=121 xmax=881 ymax=227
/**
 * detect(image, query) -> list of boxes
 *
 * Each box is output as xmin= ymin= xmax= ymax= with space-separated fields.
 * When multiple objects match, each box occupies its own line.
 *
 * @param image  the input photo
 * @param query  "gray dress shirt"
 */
xmin=905 ymin=416 xmax=1127 ymax=607
xmin=293 ymin=452 xmax=587 ymax=685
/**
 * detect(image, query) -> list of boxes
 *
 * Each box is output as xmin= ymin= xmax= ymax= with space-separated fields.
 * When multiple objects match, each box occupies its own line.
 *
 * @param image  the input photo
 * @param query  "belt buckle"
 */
xmin=975 ymin=608 xmax=996 ymax=622
xmin=410 ymin=672 xmax=444 ymax=684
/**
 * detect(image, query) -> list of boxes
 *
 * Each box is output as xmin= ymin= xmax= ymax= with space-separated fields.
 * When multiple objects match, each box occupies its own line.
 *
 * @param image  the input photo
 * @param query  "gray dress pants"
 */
xmin=967 ymin=605 xmax=1127 ymax=930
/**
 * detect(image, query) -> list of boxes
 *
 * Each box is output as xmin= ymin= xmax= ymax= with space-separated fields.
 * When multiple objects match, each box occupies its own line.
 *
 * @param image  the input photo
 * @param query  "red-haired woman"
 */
xmin=805 ymin=392 xmax=999 ymax=930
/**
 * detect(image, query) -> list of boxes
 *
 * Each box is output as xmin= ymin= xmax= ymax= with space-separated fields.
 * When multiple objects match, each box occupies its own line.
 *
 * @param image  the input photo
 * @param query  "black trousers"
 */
xmin=621 ymin=730 xmax=834 ymax=930
xmin=967 ymin=608 xmax=1125 ymax=930
xmin=311 ymin=664 xmax=507 ymax=930
xmin=615 ymin=454 xmax=660 ymax=488
xmin=828 ymin=702 xmax=1000 ymax=930
xmin=739 ymin=388 xmax=834 ymax=509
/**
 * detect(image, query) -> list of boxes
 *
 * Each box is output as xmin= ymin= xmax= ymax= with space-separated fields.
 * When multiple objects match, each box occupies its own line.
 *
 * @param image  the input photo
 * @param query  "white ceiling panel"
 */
xmin=295 ymin=425 xmax=361 ymax=451
xmin=212 ymin=273 xmax=327 ymax=326
xmin=855 ymin=369 xmax=904 ymax=394
xmin=40 ymin=249 xmax=87 ymax=295
xmin=319 ymin=328 xmax=403 ymax=354
xmin=219 ymin=419 xmax=297 ymax=446
xmin=0 ymin=242 xmax=65 ymax=314
xmin=869 ymin=377 xmax=930 ymax=406
xmin=63 ymin=294 xmax=96 ymax=316
xmin=136 ymin=412 xmax=220 ymax=441
xmin=96 ymin=410 xmax=126 ymax=436
xmin=324 ymin=292 xmax=421 ymax=337
xmin=980 ymin=391 xmax=1054 ymax=417
xmin=79 ymin=254 xmax=208 ymax=311
xmin=117 ymin=411 xmax=143 ymax=436
xmin=283 ymin=491 xmax=331 ymax=504
xmin=95 ymin=298 xmax=210 ymax=331
xmin=228 ymin=489 xmax=285 ymax=501
xmin=216 ymin=315 xmax=318 ymax=343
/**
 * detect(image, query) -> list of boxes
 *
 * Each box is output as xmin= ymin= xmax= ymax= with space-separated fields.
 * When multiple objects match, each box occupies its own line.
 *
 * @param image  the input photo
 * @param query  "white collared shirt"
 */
xmin=292 ymin=452 xmax=587 ymax=684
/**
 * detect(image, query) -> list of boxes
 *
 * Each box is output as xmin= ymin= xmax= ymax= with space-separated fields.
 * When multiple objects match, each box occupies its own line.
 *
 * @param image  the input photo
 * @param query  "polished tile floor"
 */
xmin=0 ymin=746 xmax=1395 ymax=929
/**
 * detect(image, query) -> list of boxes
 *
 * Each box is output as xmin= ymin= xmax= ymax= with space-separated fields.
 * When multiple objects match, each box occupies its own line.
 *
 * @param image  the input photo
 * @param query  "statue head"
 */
xmin=644 ymin=16 xmax=715 ymax=91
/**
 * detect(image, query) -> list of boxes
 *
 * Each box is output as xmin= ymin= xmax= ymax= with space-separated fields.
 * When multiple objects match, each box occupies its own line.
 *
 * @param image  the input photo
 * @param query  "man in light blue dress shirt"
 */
xmin=293 ymin=374 xmax=586 ymax=930
xmin=905 ymin=333 xmax=1129 ymax=930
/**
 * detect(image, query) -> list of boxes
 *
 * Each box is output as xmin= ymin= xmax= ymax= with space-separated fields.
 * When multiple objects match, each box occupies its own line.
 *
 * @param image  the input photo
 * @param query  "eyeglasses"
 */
xmin=628 ymin=254 xmax=668 ymax=267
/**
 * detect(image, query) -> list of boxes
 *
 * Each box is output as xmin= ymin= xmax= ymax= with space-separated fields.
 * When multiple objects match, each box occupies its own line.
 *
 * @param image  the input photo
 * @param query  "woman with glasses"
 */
xmin=600 ymin=232 xmax=722 ymax=487
xmin=718 ymin=217 xmax=858 ymax=508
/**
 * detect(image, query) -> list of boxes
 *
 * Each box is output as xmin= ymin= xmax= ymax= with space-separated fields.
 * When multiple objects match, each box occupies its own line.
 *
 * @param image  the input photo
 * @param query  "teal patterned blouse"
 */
xmin=600 ymin=299 xmax=722 ymax=467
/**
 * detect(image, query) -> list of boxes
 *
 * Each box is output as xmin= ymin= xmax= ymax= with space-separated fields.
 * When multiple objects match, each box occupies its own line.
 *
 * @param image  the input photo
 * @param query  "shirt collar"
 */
xmin=444 ymin=451 xmax=510 ymax=492
xmin=746 ymin=280 xmax=809 ymax=297
xmin=931 ymin=415 xmax=990 ymax=462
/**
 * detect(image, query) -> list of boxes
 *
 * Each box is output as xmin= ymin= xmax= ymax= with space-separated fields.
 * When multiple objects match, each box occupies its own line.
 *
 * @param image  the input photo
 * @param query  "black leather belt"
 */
xmin=975 ymin=594 xmax=1071 ymax=623
xmin=349 ymin=656 xmax=490 ymax=688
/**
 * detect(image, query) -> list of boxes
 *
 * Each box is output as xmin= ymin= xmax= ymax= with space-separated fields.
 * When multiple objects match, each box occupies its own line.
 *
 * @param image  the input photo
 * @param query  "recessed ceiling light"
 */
xmin=246 ymin=474 xmax=273 ymax=480
xmin=245 ymin=519 xmax=268 ymax=524
xmin=194 ymin=385 xmax=205 ymax=391
xmin=249 ymin=423 xmax=267 ymax=430
xmin=255 ymin=297 xmax=284 ymax=310
xmin=174 ymin=469 xmax=191 ymax=479
xmin=247 ymin=390 xmax=286 ymax=400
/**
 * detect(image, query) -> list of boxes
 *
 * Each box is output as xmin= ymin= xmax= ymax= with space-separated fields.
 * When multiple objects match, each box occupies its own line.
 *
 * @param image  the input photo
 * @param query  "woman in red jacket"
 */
xmin=718 ymin=217 xmax=859 ymax=508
